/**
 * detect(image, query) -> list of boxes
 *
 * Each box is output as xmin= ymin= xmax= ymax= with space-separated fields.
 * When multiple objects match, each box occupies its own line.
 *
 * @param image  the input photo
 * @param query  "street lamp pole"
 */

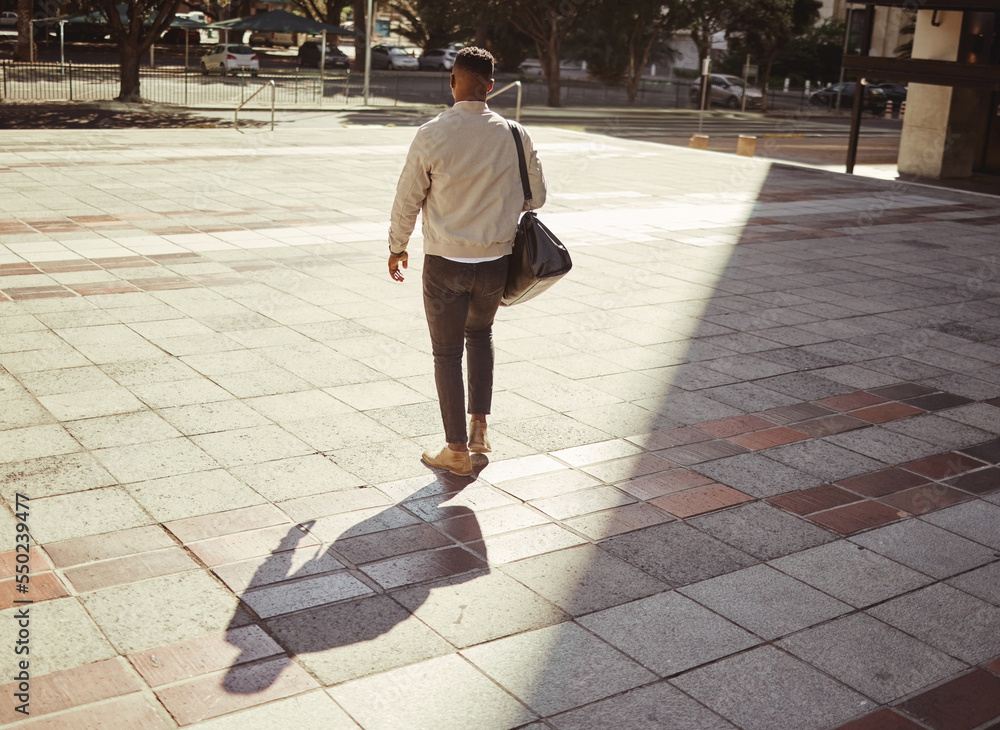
xmin=362 ymin=0 xmax=372 ymax=104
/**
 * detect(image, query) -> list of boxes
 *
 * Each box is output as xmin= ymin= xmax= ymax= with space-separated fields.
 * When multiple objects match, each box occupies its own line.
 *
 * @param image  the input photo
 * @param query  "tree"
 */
xmin=502 ymin=0 xmax=596 ymax=107
xmin=14 ymin=0 xmax=31 ymax=61
xmin=352 ymin=0 xmax=365 ymax=70
xmin=96 ymin=0 xmax=186 ymax=102
xmin=724 ymin=0 xmax=821 ymax=110
xmin=293 ymin=0 xmax=350 ymax=29
xmin=391 ymin=0 xmax=470 ymax=51
xmin=685 ymin=0 xmax=732 ymax=72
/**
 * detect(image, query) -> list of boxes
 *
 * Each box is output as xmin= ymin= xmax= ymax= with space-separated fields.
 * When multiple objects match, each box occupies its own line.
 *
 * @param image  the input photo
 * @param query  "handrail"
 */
xmin=487 ymin=79 xmax=522 ymax=123
xmin=234 ymin=79 xmax=275 ymax=133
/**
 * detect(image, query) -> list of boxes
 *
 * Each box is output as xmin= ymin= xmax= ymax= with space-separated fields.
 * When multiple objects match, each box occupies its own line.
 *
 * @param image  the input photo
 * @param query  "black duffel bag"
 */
xmin=501 ymin=122 xmax=572 ymax=307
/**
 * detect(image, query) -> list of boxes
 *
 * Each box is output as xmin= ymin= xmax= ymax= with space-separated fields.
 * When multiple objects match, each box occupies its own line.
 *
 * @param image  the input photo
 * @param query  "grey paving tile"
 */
xmin=157 ymin=399 xmax=273 ymax=435
xmin=634 ymin=391 xmax=743 ymax=426
xmin=849 ymin=518 xmax=996 ymax=579
xmin=688 ymin=502 xmax=836 ymax=560
xmin=266 ymin=595 xmax=453 ymax=685
xmin=182 ymin=692 xmax=360 ymax=730
xmin=549 ymin=681 xmax=736 ymax=730
xmin=231 ymin=455 xmax=364 ymax=501
xmin=680 ymin=564 xmax=851 ymax=640
xmin=126 ymin=469 xmax=267 ymax=522
xmin=768 ymin=440 xmax=887 ymax=482
xmin=499 ymin=544 xmax=667 ymax=616
xmin=940 ymin=402 xmax=1000 ymax=433
xmin=825 ymin=427 xmax=940 ymax=464
xmin=693 ymin=453 xmax=823 ymax=498
xmin=700 ymin=382 xmax=799 ymax=412
xmin=671 ymin=646 xmax=872 ymax=730
xmin=921 ymin=500 xmax=1000 ymax=550
xmin=0 ymin=452 xmax=116 ymax=500
xmin=30 ymin=486 xmax=154 ymax=544
xmin=92 ymin=437 xmax=220 ymax=483
xmin=601 ymin=522 xmax=759 ymax=587
xmin=391 ymin=570 xmax=567 ymax=649
xmin=868 ymin=583 xmax=1000 ymax=663
xmin=463 ymin=622 xmax=656 ymax=716
xmin=578 ymin=592 xmax=759 ymax=677
xmin=946 ymin=562 xmax=1000 ymax=605
xmin=754 ymin=372 xmax=853 ymax=400
xmin=0 ymin=598 xmax=116 ymax=677
xmin=328 ymin=653 xmax=536 ymax=730
xmin=777 ymin=613 xmax=967 ymax=703
xmin=884 ymin=413 xmax=993 ymax=450
xmin=770 ymin=540 xmax=932 ymax=608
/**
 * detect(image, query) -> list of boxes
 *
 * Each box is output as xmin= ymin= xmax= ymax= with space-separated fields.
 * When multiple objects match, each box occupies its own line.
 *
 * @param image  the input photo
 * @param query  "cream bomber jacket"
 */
xmin=388 ymin=100 xmax=546 ymax=259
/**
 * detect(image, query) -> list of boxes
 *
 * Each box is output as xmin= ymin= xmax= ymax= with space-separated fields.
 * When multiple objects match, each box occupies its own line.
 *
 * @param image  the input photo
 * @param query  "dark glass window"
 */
xmin=958 ymin=11 xmax=999 ymax=65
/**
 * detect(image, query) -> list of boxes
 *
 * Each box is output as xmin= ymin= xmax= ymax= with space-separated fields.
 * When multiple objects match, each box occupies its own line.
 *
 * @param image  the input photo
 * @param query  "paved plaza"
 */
xmin=0 ymin=116 xmax=999 ymax=729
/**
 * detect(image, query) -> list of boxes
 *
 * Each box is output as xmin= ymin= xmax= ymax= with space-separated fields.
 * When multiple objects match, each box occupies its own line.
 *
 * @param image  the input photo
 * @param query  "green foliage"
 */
xmin=764 ymin=18 xmax=845 ymax=84
xmin=391 ymin=0 xmax=471 ymax=50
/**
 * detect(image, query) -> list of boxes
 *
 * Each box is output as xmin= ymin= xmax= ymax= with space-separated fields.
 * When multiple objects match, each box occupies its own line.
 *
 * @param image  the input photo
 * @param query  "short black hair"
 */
xmin=453 ymin=47 xmax=494 ymax=80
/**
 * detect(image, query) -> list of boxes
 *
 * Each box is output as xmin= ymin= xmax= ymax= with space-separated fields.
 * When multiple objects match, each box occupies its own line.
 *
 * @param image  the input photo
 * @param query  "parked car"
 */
xmin=0 ymin=11 xmax=17 ymax=26
xmin=418 ymin=48 xmax=457 ymax=71
xmin=370 ymin=45 xmax=418 ymax=70
xmin=200 ymin=44 xmax=259 ymax=75
xmin=298 ymin=41 xmax=350 ymax=69
xmin=872 ymin=82 xmax=907 ymax=105
xmin=249 ymin=31 xmax=295 ymax=47
xmin=162 ymin=27 xmax=201 ymax=45
xmin=809 ymin=82 xmax=887 ymax=114
xmin=689 ymin=74 xmax=762 ymax=109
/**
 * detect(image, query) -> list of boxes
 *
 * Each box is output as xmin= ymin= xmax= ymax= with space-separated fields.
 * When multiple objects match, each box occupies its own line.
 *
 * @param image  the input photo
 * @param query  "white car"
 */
xmin=0 ymin=11 xmax=17 ymax=26
xmin=200 ymin=44 xmax=259 ymax=76
xmin=370 ymin=45 xmax=419 ymax=70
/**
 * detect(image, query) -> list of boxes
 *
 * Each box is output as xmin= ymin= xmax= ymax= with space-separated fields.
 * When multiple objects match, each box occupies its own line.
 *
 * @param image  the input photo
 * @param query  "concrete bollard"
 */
xmin=885 ymin=100 xmax=893 ymax=118
xmin=900 ymin=101 xmax=906 ymax=119
xmin=689 ymin=134 xmax=709 ymax=150
xmin=737 ymin=135 xmax=756 ymax=157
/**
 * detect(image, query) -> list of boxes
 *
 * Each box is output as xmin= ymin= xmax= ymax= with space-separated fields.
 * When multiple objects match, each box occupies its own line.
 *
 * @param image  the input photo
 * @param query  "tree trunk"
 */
xmin=760 ymin=54 xmax=775 ymax=112
xmin=353 ymin=0 xmax=366 ymax=71
xmin=474 ymin=21 xmax=488 ymax=49
xmin=118 ymin=42 xmax=143 ymax=102
xmin=14 ymin=0 xmax=31 ymax=61
xmin=539 ymin=20 xmax=562 ymax=108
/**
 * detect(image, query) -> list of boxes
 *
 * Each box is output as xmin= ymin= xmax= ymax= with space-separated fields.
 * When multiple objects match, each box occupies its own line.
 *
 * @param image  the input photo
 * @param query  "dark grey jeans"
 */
xmin=422 ymin=254 xmax=509 ymax=445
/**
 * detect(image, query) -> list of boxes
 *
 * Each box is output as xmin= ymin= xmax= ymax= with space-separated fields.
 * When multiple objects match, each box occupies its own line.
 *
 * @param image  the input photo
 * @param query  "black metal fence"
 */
xmin=0 ymin=61 xmax=824 ymax=113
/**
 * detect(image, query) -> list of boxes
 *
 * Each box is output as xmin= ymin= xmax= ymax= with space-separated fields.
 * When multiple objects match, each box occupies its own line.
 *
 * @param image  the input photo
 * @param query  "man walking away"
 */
xmin=387 ymin=47 xmax=546 ymax=476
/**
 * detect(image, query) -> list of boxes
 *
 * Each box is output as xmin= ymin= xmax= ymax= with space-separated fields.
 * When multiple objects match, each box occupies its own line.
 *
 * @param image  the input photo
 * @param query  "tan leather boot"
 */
xmin=421 ymin=446 xmax=473 ymax=476
xmin=469 ymin=419 xmax=491 ymax=453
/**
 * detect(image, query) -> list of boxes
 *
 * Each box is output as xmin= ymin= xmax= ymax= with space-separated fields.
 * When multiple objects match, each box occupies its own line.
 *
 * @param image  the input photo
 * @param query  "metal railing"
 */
xmin=234 ymin=79 xmax=275 ymax=131
xmin=487 ymin=79 xmax=522 ymax=122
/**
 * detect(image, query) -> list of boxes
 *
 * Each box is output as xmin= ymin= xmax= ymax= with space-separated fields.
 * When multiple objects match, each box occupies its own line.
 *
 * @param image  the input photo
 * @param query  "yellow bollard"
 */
xmin=689 ymin=134 xmax=709 ymax=150
xmin=737 ymin=135 xmax=756 ymax=157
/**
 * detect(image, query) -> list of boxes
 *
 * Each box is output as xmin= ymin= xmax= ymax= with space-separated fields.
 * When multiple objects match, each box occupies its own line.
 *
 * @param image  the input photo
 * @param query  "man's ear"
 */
xmin=450 ymin=74 xmax=456 ymax=88
xmin=486 ymin=78 xmax=495 ymax=93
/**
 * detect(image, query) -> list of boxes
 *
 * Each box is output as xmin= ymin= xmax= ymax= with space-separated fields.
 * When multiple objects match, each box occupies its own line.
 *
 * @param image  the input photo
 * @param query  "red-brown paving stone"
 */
xmin=63 ymin=547 xmax=198 ymax=593
xmin=988 ymin=658 xmax=1000 ymax=676
xmin=188 ymin=524 xmax=319 ymax=567
xmin=129 ymin=625 xmax=284 ymax=687
xmin=341 ymin=522 xmax=453 ymax=561
xmin=650 ymin=484 xmax=754 ymax=518
xmin=837 ymin=468 xmax=931 ymax=498
xmin=628 ymin=427 xmax=712 ymax=451
xmin=155 ymin=656 xmax=318 ymax=725
xmin=832 ymin=709 xmax=924 ymax=730
xmin=25 ymin=693 xmax=174 ymax=729
xmin=362 ymin=546 xmax=486 ymax=589
xmin=6 ymin=288 xmax=75 ymax=300
xmin=792 ymin=414 xmax=868 ymax=438
xmin=165 ymin=504 xmax=290 ymax=544
xmin=726 ymin=427 xmax=809 ymax=450
xmin=768 ymin=485 xmax=863 ymax=515
xmin=986 ymin=397 xmax=1000 ymax=409
xmin=807 ymin=500 xmax=906 ymax=535
xmin=898 ymin=669 xmax=1000 ymax=730
xmin=946 ymin=467 xmax=1000 ymax=495
xmin=45 ymin=525 xmax=176 ymax=569
xmin=0 ymin=658 xmax=140 ymax=724
xmin=137 ymin=280 xmax=202 ymax=291
xmin=851 ymin=402 xmax=925 ymax=424
xmin=869 ymin=383 xmax=937 ymax=400
xmin=879 ymin=484 xmax=975 ymax=516
xmin=618 ymin=469 xmax=716 ymax=500
xmin=904 ymin=392 xmax=974 ymax=412
xmin=901 ymin=453 xmax=986 ymax=480
xmin=656 ymin=439 xmax=749 ymax=465
xmin=815 ymin=391 xmax=888 ymax=412
xmin=0 ymin=572 xmax=69 ymax=609
xmin=693 ymin=414 xmax=776 ymax=438
xmin=0 ymin=547 xmax=51 ymax=579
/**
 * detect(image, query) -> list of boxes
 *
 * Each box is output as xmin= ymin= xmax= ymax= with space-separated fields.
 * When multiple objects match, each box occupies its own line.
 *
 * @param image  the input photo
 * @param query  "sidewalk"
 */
xmin=1 ymin=122 xmax=999 ymax=729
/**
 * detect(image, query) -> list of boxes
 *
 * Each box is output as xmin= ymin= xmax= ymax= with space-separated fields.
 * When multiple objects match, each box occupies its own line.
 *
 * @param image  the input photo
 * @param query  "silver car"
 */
xmin=370 ymin=45 xmax=419 ymax=70
xmin=690 ymin=74 xmax=762 ymax=109
xmin=418 ymin=48 xmax=457 ymax=71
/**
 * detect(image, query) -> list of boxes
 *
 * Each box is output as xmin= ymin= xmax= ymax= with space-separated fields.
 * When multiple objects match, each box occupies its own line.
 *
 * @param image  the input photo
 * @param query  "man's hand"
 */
xmin=389 ymin=251 xmax=408 ymax=281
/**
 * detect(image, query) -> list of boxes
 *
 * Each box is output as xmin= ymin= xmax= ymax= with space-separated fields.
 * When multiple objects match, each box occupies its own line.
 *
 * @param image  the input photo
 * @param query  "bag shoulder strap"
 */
xmin=507 ymin=120 xmax=531 ymax=203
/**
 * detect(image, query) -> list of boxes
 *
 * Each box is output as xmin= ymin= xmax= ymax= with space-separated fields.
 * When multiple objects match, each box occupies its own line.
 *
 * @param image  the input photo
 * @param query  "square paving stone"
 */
xmin=577 ymin=592 xmax=759 ymax=677
xmin=671 ymin=645 xmax=872 ymax=730
xmin=777 ymin=613 xmax=967 ymax=704
xmin=849 ymin=519 xmax=996 ymax=579
xmin=807 ymin=500 xmax=906 ymax=535
xmin=266 ymin=594 xmax=453 ymax=685
xmin=947 ymin=562 xmax=1000 ymax=606
xmin=328 ymin=653 xmax=536 ymax=730
xmin=231 ymin=455 xmax=364 ymax=501
xmin=127 ymin=469 xmax=267 ymax=522
xmin=499 ymin=543 xmax=667 ymax=616
xmin=680 ymin=564 xmax=851 ymax=640
xmin=959 ymin=438 xmax=1000 ymax=464
xmin=688 ymin=502 xmax=836 ymax=561
xmin=0 ymin=598 xmax=116 ymax=677
xmin=191 ymin=425 xmax=313 ymax=467
xmin=92 ymin=437 xmax=220 ymax=484
xmin=770 ymin=540 xmax=932 ymax=608
xmin=897 ymin=669 xmax=1000 ymax=730
xmin=549 ymin=681 xmax=736 ymax=730
xmin=946 ymin=467 xmax=1000 ymax=495
xmin=922 ymin=500 xmax=1000 ymax=550
xmin=884 ymin=414 xmax=993 ymax=451
xmin=768 ymin=440 xmax=886 ymax=482
xmin=81 ymin=570 xmax=241 ymax=654
xmin=831 ymin=709 xmax=924 ymax=730
xmin=692 ymin=453 xmax=822 ymax=498
xmin=868 ymin=583 xmax=1000 ymax=664
xmin=601 ymin=522 xmax=759 ymax=587
xmin=826 ymin=428 xmax=940 ymax=464
xmin=837 ymin=468 xmax=930 ymax=497
xmin=179 ymin=691 xmax=360 ymax=730
xmin=880 ymin=483 xmax=975 ymax=515
xmin=940 ymin=402 xmax=1000 ymax=433
xmin=30 ymin=486 xmax=153 ymax=544
xmin=768 ymin=485 xmax=862 ymax=515
xmin=391 ymin=570 xmax=567 ymax=649
xmin=463 ymin=622 xmax=656 ymax=717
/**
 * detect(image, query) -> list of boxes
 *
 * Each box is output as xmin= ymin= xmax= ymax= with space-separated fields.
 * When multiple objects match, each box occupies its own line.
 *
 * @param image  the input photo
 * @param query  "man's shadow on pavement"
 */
xmin=220 ymin=471 xmax=488 ymax=694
